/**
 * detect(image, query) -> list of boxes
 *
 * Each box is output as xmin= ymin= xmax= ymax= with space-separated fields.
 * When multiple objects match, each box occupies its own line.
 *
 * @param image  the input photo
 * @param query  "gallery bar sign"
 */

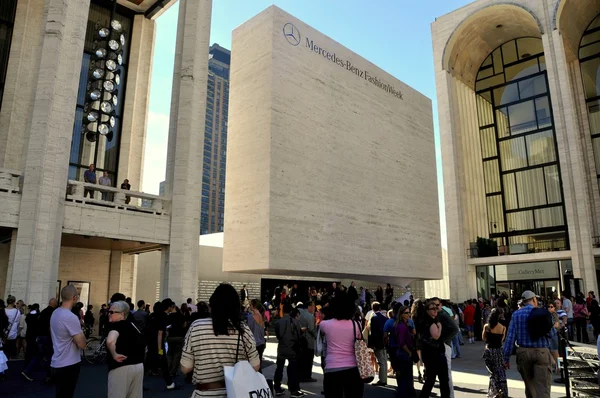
xmin=283 ymin=23 xmax=403 ymax=100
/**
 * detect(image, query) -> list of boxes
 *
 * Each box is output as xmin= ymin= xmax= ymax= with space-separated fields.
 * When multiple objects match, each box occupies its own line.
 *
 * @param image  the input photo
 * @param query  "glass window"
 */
xmin=518 ymin=75 xmax=546 ymax=99
xmin=507 ymin=210 xmax=535 ymax=231
xmin=581 ymin=29 xmax=600 ymax=47
xmin=508 ymin=100 xmax=537 ymax=135
xmin=496 ymin=108 xmax=510 ymax=138
xmin=502 ymin=41 xmax=518 ymax=65
xmin=580 ymin=41 xmax=600 ymax=59
xmin=477 ymin=66 xmax=494 ymax=80
xmin=480 ymin=127 xmax=497 ymax=158
xmin=487 ymin=194 xmax=505 ymax=233
xmin=505 ymin=58 xmax=539 ymax=83
xmin=581 ymin=58 xmax=600 ymax=99
xmin=494 ymin=82 xmax=519 ymax=106
xmin=544 ymin=165 xmax=561 ymax=204
xmin=587 ymin=100 xmax=600 ymax=135
xmin=503 ymin=173 xmax=518 ymax=210
xmin=478 ymin=95 xmax=495 ymax=126
xmin=526 ymin=130 xmax=555 ymax=166
xmin=517 ymin=38 xmax=544 ymax=59
xmin=0 ymin=0 xmax=16 ymax=111
xmin=476 ymin=74 xmax=505 ymax=92
xmin=534 ymin=206 xmax=564 ymax=228
xmin=482 ymin=54 xmax=492 ymax=67
xmin=500 ymin=137 xmax=527 ymax=171
xmin=483 ymin=159 xmax=501 ymax=193
xmin=515 ymin=168 xmax=546 ymax=208
xmin=535 ymin=97 xmax=553 ymax=130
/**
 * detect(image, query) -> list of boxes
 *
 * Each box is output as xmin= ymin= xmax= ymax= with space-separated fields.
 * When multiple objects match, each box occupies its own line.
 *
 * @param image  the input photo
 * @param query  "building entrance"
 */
xmin=496 ymin=279 xmax=560 ymax=310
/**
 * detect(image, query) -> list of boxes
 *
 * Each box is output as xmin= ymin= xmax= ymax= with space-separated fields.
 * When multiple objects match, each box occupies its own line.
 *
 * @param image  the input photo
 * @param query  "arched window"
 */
xmin=579 ymin=14 xmax=600 ymax=187
xmin=475 ymin=38 xmax=568 ymax=250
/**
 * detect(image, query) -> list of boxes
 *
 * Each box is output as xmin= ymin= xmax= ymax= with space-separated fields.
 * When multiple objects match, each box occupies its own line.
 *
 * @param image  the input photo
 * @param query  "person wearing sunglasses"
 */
xmin=105 ymin=301 xmax=145 ymax=397
xmin=394 ymin=305 xmax=416 ymax=397
xmin=417 ymin=301 xmax=450 ymax=398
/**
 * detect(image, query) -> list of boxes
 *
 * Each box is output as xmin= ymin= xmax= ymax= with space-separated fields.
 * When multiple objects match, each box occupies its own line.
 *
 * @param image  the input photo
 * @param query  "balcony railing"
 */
xmin=0 ymin=168 xmax=22 ymax=194
xmin=66 ymin=180 xmax=169 ymax=215
xmin=467 ymin=238 xmax=568 ymax=258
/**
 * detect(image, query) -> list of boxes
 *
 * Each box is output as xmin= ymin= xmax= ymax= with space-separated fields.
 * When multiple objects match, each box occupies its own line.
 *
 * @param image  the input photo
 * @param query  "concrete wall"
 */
xmin=224 ymin=6 xmax=440 ymax=282
xmin=136 ymin=251 xmax=162 ymax=305
xmin=57 ymin=247 xmax=110 ymax=312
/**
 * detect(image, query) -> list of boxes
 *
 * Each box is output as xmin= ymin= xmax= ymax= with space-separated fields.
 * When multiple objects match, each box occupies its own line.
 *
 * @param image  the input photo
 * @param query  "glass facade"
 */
xmin=68 ymin=1 xmax=133 ymax=187
xmin=201 ymin=45 xmax=230 ymax=234
xmin=580 ymin=15 xmax=600 ymax=190
xmin=475 ymin=38 xmax=568 ymax=251
xmin=0 ymin=0 xmax=17 ymax=111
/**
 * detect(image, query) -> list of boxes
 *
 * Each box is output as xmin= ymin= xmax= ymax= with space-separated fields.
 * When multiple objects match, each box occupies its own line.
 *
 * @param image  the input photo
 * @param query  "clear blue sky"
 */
xmin=142 ymin=0 xmax=476 ymax=246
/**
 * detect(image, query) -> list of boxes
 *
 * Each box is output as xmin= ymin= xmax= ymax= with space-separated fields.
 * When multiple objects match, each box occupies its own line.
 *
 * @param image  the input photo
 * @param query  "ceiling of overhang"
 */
xmin=556 ymin=0 xmax=600 ymax=62
xmin=443 ymin=3 xmax=542 ymax=89
xmin=116 ymin=0 xmax=177 ymax=15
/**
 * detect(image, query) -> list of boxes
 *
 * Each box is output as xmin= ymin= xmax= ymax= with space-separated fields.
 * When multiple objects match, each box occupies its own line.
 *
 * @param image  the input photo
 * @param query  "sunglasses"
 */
xmin=108 ymin=311 xmax=121 ymax=315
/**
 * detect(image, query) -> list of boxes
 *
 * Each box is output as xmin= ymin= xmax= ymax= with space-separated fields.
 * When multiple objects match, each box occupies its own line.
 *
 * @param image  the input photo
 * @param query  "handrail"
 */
xmin=66 ymin=180 xmax=170 ymax=215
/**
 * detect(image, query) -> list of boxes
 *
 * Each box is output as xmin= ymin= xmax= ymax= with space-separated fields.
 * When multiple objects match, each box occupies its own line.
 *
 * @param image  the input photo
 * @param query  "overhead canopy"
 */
xmin=116 ymin=0 xmax=177 ymax=18
xmin=442 ymin=3 xmax=543 ymax=89
xmin=555 ymin=0 xmax=600 ymax=61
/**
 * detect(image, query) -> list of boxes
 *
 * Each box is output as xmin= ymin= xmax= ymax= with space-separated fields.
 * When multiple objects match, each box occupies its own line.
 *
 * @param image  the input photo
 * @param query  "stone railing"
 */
xmin=0 ymin=168 xmax=22 ymax=194
xmin=66 ymin=180 xmax=170 ymax=215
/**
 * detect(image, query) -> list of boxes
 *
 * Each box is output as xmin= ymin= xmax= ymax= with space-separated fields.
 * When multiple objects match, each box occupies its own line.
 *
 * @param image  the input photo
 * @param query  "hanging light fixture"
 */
xmin=83 ymin=14 xmax=126 ymax=143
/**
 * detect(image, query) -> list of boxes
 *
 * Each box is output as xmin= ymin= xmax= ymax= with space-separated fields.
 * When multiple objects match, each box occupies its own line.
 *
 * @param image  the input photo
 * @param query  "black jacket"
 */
xmin=38 ymin=306 xmax=55 ymax=337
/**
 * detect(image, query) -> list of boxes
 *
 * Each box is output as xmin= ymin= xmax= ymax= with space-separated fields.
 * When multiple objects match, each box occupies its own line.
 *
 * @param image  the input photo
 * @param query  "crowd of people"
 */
xmin=0 ymin=283 xmax=599 ymax=398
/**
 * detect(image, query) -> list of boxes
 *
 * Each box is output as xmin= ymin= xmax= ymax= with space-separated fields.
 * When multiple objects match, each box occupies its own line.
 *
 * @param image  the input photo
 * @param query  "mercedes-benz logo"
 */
xmin=283 ymin=23 xmax=301 ymax=46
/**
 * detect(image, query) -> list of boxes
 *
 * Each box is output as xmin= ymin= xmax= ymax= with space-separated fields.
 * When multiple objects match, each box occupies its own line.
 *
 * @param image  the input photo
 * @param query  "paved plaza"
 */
xmin=2 ymin=339 xmax=567 ymax=397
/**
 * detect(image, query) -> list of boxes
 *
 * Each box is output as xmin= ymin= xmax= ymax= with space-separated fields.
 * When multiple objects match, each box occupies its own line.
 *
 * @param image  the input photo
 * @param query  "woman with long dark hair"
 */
xmin=319 ymin=292 xmax=364 ymax=398
xmin=418 ymin=300 xmax=450 ymax=398
xmin=482 ymin=308 xmax=507 ymax=398
xmin=411 ymin=299 xmax=426 ymax=383
xmin=181 ymin=283 xmax=260 ymax=397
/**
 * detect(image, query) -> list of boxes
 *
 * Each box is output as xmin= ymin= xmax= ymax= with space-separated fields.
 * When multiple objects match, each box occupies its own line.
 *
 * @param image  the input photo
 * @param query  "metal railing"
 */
xmin=468 ymin=238 xmax=568 ymax=258
xmin=0 ymin=168 xmax=22 ymax=193
xmin=65 ymin=180 xmax=170 ymax=215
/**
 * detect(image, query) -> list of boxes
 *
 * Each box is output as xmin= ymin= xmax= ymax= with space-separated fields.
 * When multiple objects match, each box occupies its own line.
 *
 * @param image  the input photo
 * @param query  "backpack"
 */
xmin=527 ymin=307 xmax=553 ymax=340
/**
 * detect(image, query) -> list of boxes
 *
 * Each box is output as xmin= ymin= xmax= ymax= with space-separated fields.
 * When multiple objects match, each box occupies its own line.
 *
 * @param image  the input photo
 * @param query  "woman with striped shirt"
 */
xmin=181 ymin=284 xmax=260 ymax=397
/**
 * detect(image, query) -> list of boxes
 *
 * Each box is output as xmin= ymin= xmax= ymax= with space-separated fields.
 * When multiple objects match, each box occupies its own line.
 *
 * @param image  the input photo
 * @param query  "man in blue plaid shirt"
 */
xmin=503 ymin=290 xmax=555 ymax=397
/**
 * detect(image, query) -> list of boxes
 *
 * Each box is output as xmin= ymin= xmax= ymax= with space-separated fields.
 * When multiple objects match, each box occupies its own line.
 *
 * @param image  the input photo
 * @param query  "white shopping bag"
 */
xmin=224 ymin=360 xmax=272 ymax=398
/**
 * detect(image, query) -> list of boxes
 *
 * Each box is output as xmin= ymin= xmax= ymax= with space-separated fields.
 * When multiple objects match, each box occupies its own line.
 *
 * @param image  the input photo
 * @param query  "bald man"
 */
xmin=50 ymin=285 xmax=86 ymax=397
xmin=22 ymin=297 xmax=59 ymax=382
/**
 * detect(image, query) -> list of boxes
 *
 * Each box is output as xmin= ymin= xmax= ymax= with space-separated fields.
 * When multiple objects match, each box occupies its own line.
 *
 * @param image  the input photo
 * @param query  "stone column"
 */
xmin=162 ymin=0 xmax=211 ymax=304
xmin=5 ymin=0 xmax=90 ymax=304
xmin=543 ymin=30 xmax=598 ymax=294
xmin=0 ymin=0 xmax=45 ymax=170
xmin=108 ymin=250 xmax=137 ymax=300
xmin=117 ymin=15 xmax=155 ymax=191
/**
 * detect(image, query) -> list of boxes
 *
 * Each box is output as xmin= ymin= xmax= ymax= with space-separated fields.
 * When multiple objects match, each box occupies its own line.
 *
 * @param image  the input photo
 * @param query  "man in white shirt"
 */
xmin=98 ymin=171 xmax=111 ymax=201
xmin=562 ymin=291 xmax=574 ymax=339
xmin=50 ymin=285 xmax=87 ymax=398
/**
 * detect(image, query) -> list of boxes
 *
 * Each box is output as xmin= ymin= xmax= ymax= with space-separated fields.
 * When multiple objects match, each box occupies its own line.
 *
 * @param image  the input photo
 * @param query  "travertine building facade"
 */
xmin=0 ymin=0 xmax=211 ymax=308
xmin=433 ymin=0 xmax=600 ymax=302
xmin=223 ymin=6 xmax=441 ymax=283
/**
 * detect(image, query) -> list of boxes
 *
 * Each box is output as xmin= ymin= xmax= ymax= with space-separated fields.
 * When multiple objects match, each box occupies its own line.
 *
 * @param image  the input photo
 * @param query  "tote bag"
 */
xmin=352 ymin=320 xmax=375 ymax=383
xmin=224 ymin=329 xmax=272 ymax=398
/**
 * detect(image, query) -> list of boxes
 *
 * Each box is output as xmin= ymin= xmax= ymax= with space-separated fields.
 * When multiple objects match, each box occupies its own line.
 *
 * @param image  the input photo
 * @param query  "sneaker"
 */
xmin=21 ymin=372 xmax=34 ymax=382
xmin=275 ymin=387 xmax=286 ymax=396
xmin=290 ymin=391 xmax=305 ymax=397
xmin=166 ymin=383 xmax=180 ymax=390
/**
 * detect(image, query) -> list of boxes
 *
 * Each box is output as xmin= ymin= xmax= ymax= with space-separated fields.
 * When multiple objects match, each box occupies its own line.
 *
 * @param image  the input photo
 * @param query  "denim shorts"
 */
xmin=465 ymin=325 xmax=474 ymax=332
xmin=549 ymin=334 xmax=559 ymax=352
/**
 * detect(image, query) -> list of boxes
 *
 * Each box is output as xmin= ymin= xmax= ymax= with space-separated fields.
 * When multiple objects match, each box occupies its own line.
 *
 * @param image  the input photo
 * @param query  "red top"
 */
xmin=463 ymin=305 xmax=475 ymax=325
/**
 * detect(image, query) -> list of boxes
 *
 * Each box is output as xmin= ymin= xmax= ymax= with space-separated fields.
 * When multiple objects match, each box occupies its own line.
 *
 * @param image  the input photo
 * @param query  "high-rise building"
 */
xmin=201 ymin=43 xmax=230 ymax=234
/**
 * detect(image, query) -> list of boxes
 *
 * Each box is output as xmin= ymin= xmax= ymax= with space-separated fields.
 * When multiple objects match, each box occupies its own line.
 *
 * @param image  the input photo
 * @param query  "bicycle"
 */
xmin=84 ymin=335 xmax=107 ymax=364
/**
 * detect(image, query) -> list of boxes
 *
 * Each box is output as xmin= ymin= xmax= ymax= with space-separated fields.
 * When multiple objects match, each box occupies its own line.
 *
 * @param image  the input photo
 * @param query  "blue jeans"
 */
xmin=451 ymin=334 xmax=461 ymax=358
xmin=567 ymin=318 xmax=575 ymax=340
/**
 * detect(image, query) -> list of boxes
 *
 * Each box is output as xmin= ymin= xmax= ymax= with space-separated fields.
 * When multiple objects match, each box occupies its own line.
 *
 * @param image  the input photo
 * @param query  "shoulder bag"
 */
xmin=224 ymin=327 xmax=271 ymax=397
xmin=352 ymin=320 xmax=375 ymax=383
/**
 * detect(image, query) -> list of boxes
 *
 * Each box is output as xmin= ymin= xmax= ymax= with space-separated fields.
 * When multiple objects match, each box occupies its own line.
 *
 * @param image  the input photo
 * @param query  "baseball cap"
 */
xmin=521 ymin=290 xmax=538 ymax=300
